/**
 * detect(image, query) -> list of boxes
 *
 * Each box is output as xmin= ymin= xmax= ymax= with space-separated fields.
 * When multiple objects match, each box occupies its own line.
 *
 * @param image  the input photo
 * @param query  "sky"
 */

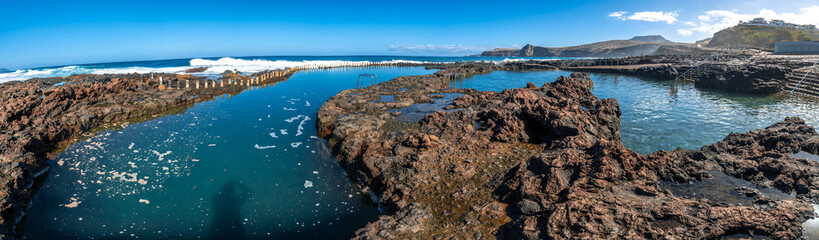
xmin=1 ymin=0 xmax=819 ymax=69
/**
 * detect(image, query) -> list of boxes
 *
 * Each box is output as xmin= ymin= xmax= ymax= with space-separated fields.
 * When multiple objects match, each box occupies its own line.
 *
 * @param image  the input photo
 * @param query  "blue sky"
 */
xmin=1 ymin=0 xmax=818 ymax=69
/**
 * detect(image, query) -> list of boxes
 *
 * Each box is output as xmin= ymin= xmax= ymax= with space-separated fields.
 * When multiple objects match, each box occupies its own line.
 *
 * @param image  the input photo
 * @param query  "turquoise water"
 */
xmin=23 ymin=67 xmax=819 ymax=239
xmin=458 ymin=71 xmax=819 ymax=154
xmin=0 ymin=56 xmax=573 ymax=83
xmin=23 ymin=67 xmax=436 ymax=239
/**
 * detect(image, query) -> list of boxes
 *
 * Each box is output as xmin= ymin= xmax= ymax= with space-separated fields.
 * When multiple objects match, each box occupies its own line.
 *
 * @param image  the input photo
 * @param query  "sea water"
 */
xmin=23 ymin=67 xmax=436 ymax=239
xmin=23 ymin=67 xmax=819 ymax=239
xmin=457 ymin=70 xmax=819 ymax=154
xmin=0 ymin=56 xmax=567 ymax=83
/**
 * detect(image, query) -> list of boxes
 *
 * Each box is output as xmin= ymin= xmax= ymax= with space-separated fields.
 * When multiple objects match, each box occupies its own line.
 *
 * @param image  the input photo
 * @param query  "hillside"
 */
xmin=629 ymin=35 xmax=672 ymax=43
xmin=481 ymin=36 xmax=695 ymax=57
xmin=706 ymin=25 xmax=819 ymax=50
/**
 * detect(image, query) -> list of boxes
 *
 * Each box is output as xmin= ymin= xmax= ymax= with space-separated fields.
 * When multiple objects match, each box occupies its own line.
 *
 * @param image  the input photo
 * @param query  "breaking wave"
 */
xmin=0 ymin=57 xmax=435 ymax=83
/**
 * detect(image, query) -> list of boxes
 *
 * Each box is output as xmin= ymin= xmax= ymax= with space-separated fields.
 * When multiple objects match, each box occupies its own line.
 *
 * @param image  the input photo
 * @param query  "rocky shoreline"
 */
xmin=0 ymin=55 xmax=817 ymax=239
xmin=0 ymin=71 xmax=292 ymax=238
xmin=499 ymin=54 xmax=816 ymax=95
xmin=317 ymin=64 xmax=819 ymax=239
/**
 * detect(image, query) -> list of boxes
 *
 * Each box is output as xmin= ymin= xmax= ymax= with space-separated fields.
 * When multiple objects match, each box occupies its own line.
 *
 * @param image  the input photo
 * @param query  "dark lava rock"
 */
xmin=0 ymin=71 xmax=293 ymax=239
xmin=317 ymin=64 xmax=819 ymax=239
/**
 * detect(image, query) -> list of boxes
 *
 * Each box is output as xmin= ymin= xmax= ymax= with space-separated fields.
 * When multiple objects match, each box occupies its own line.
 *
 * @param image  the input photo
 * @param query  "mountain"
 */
xmin=706 ymin=25 xmax=819 ymax=50
xmin=628 ymin=35 xmax=672 ymax=43
xmin=480 ymin=36 xmax=693 ymax=57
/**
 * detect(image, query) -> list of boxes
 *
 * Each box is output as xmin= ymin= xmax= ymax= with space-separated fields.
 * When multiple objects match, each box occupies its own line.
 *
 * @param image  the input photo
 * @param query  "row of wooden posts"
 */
xmin=145 ymin=68 xmax=296 ymax=90
xmin=290 ymin=62 xmax=400 ymax=71
xmin=146 ymin=62 xmax=404 ymax=90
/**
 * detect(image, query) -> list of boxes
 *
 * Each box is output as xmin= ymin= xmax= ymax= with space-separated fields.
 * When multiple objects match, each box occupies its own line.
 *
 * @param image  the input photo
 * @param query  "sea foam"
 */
xmin=0 ymin=57 xmax=434 ymax=83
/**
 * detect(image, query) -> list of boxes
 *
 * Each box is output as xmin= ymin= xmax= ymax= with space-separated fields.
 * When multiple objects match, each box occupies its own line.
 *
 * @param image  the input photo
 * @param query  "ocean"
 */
xmin=15 ymin=56 xmax=819 ymax=239
xmin=0 ymin=56 xmax=569 ymax=83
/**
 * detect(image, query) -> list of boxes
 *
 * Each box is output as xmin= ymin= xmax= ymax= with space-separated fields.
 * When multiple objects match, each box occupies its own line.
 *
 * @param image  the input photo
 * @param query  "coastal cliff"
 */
xmin=480 ymin=36 xmax=700 ymax=58
xmin=317 ymin=64 xmax=819 ymax=239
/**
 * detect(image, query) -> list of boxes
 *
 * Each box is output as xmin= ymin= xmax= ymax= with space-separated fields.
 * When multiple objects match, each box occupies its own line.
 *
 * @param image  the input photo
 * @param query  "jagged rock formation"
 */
xmin=318 ymin=66 xmax=819 ymax=239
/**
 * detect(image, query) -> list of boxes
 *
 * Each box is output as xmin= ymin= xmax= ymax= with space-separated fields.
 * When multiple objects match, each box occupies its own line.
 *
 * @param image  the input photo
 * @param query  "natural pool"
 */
xmin=23 ymin=67 xmax=437 ymax=239
xmin=457 ymin=70 xmax=819 ymax=154
xmin=23 ymin=68 xmax=819 ymax=239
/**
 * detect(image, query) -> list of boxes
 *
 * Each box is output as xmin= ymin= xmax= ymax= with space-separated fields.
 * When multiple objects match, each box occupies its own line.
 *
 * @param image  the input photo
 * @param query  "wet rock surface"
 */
xmin=0 ymin=72 xmax=291 ymax=239
xmin=318 ymin=65 xmax=819 ymax=239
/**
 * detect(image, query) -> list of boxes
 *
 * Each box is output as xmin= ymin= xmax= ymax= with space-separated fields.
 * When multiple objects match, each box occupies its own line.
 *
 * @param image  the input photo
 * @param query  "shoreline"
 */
xmin=316 ymin=63 xmax=819 ymax=238
xmin=0 ymin=70 xmax=294 ymax=238
xmin=0 ymin=55 xmax=817 ymax=238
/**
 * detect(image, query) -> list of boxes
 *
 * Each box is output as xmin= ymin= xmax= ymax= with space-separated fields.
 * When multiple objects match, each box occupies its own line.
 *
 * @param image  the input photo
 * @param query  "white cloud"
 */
xmin=609 ymin=11 xmax=678 ymax=24
xmin=386 ymin=44 xmax=489 ymax=54
xmin=627 ymin=11 xmax=679 ymax=24
xmin=678 ymin=6 xmax=819 ymax=36
xmin=609 ymin=11 xmax=627 ymax=19
xmin=677 ymin=29 xmax=693 ymax=36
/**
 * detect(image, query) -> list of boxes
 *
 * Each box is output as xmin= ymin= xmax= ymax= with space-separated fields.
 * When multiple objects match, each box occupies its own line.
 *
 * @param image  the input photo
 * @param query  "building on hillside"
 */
xmin=748 ymin=18 xmax=767 ymax=24
xmin=799 ymin=24 xmax=817 ymax=30
xmin=741 ymin=18 xmax=817 ymax=30
xmin=774 ymin=41 xmax=819 ymax=55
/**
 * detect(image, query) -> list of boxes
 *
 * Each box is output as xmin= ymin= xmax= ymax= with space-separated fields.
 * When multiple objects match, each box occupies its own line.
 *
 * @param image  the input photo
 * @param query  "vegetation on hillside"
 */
xmin=706 ymin=25 xmax=818 ymax=50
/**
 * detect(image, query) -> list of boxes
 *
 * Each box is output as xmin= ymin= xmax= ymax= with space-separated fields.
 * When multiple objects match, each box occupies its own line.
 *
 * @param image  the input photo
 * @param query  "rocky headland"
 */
xmin=479 ymin=36 xmax=704 ymax=58
xmin=317 ymin=64 xmax=819 ymax=239
xmin=0 ymin=71 xmax=292 ymax=238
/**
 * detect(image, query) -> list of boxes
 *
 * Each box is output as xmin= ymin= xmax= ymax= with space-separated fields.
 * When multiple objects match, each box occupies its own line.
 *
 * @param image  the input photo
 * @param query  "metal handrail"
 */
xmin=673 ymin=53 xmax=720 ymax=82
xmin=790 ymin=59 xmax=818 ymax=96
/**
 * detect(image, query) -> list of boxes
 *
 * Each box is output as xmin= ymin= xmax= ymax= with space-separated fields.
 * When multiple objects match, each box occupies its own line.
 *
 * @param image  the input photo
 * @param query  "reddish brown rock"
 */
xmin=317 ymin=65 xmax=819 ymax=239
xmin=0 ymin=71 xmax=294 ymax=239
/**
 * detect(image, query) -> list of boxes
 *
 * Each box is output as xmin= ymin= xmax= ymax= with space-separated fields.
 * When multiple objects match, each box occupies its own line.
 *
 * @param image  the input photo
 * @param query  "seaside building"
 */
xmin=774 ymin=41 xmax=819 ymax=55
xmin=740 ymin=17 xmax=816 ymax=30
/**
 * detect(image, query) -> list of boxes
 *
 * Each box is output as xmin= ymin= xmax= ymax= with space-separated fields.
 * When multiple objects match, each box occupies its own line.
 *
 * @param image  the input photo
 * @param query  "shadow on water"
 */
xmin=208 ymin=181 xmax=252 ymax=240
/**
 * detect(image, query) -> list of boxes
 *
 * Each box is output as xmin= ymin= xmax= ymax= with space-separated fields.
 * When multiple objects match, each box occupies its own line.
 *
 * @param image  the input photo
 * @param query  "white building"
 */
xmin=741 ymin=18 xmax=818 ymax=31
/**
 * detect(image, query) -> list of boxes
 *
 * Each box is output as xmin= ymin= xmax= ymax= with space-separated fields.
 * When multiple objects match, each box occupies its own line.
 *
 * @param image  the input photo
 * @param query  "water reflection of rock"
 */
xmin=208 ymin=181 xmax=252 ymax=240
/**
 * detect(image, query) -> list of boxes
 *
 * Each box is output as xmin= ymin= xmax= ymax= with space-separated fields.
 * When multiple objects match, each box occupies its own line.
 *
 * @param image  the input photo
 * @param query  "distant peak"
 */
xmin=628 ymin=35 xmax=672 ymax=43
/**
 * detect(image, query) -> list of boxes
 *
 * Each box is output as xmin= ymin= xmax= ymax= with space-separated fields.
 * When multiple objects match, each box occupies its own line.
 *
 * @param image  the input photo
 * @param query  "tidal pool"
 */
xmin=24 ymin=68 xmax=819 ymax=239
xmin=460 ymin=70 xmax=819 ymax=239
xmin=458 ymin=70 xmax=819 ymax=154
xmin=23 ymin=67 xmax=436 ymax=239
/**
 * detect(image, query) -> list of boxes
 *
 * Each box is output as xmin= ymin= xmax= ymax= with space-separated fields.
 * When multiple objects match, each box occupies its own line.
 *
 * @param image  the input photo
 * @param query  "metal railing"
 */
xmin=790 ymin=59 xmax=818 ymax=97
xmin=674 ymin=53 xmax=721 ymax=82
xmin=356 ymin=74 xmax=377 ymax=89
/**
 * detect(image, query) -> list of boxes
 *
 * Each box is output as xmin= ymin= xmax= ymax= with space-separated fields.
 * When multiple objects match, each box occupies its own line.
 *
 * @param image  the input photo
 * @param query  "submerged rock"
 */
xmin=317 ymin=64 xmax=819 ymax=239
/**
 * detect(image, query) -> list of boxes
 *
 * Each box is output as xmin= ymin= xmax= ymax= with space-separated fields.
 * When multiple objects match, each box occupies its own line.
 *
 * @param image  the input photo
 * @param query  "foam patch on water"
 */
xmin=284 ymin=115 xmax=311 ymax=136
xmin=254 ymin=144 xmax=276 ymax=149
xmin=0 ymin=57 xmax=434 ymax=83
